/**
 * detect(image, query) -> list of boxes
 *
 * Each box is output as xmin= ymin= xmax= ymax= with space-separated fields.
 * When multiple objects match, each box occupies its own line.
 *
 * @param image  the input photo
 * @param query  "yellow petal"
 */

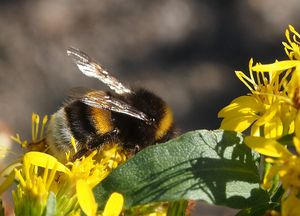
xmin=293 ymin=137 xmax=300 ymax=156
xmin=24 ymin=152 xmax=70 ymax=174
xmin=282 ymin=194 xmax=300 ymax=216
xmin=252 ymin=60 xmax=300 ymax=72
xmin=103 ymin=192 xmax=124 ymax=216
xmin=235 ymin=70 xmax=256 ymax=91
xmin=245 ymin=136 xmax=292 ymax=158
xmin=76 ymin=179 xmax=98 ymax=216
xmin=288 ymin=25 xmax=300 ymax=38
xmin=254 ymin=102 xmax=278 ymax=127
xmin=220 ymin=115 xmax=258 ymax=132
xmin=295 ymin=112 xmax=300 ymax=139
xmin=250 ymin=123 xmax=261 ymax=136
xmin=264 ymin=117 xmax=283 ymax=138
xmin=218 ymin=96 xmax=262 ymax=117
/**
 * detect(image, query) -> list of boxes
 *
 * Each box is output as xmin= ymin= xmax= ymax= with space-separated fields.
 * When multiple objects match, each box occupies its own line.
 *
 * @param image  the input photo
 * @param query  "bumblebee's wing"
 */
xmin=67 ymin=47 xmax=132 ymax=95
xmin=69 ymin=89 xmax=152 ymax=123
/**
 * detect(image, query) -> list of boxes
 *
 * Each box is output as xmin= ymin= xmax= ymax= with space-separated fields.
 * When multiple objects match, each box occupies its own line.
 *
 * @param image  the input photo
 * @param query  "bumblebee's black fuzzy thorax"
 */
xmin=112 ymin=88 xmax=173 ymax=150
xmin=129 ymin=88 xmax=166 ymax=123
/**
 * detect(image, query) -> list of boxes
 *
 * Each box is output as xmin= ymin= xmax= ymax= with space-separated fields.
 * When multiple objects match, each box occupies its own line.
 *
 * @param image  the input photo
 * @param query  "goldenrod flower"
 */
xmin=219 ymin=25 xmax=300 ymax=216
xmin=218 ymin=59 xmax=290 ymax=137
xmin=66 ymin=144 xmax=126 ymax=188
xmin=252 ymin=25 xmax=300 ymax=73
xmin=219 ymin=26 xmax=300 ymax=138
xmin=13 ymin=150 xmax=126 ymax=216
xmin=251 ymin=25 xmax=300 ymax=111
xmin=1 ymin=112 xmax=129 ymax=215
xmin=12 ymin=152 xmax=62 ymax=216
xmin=67 ymin=144 xmax=126 ymax=216
xmin=2 ymin=111 xmax=126 ymax=215
xmin=245 ymin=112 xmax=300 ymax=216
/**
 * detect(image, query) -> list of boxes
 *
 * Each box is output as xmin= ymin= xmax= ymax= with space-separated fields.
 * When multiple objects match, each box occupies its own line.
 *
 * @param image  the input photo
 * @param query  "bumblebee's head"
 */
xmin=131 ymin=88 xmax=175 ymax=143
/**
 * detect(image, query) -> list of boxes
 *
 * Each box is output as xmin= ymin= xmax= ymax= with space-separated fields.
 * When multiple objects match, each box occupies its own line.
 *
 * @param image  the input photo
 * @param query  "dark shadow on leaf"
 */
xmin=128 ymin=156 xmax=263 ymax=209
xmin=95 ymin=130 xmax=269 ymax=210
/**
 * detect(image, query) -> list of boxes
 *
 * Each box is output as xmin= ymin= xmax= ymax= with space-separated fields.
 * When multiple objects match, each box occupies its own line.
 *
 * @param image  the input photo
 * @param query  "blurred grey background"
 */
xmin=0 ymin=0 xmax=299 ymax=215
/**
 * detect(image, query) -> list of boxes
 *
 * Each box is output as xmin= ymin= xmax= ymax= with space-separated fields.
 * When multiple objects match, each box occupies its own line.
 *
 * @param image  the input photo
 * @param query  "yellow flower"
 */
xmin=245 ymin=112 xmax=300 ymax=216
xmin=251 ymin=25 xmax=300 ymax=111
xmin=14 ymin=149 xmax=126 ymax=216
xmin=252 ymin=25 xmax=300 ymax=73
xmin=218 ymin=59 xmax=290 ymax=137
xmin=245 ymin=134 xmax=300 ymax=192
xmin=219 ymin=26 xmax=300 ymax=138
xmin=66 ymin=144 xmax=126 ymax=216
xmin=1 ymin=111 xmax=128 ymax=215
xmin=67 ymin=144 xmax=126 ymax=187
xmin=12 ymin=152 xmax=63 ymax=216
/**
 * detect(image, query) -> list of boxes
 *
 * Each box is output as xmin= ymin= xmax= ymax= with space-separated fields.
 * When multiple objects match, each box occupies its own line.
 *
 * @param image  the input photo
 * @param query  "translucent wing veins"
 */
xmin=67 ymin=47 xmax=132 ymax=95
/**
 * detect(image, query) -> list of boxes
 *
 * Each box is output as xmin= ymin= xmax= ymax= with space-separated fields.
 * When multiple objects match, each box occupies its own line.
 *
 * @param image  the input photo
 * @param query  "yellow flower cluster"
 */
xmin=11 ymin=151 xmax=126 ymax=216
xmin=0 ymin=112 xmax=127 ymax=216
xmin=219 ymin=25 xmax=300 ymax=216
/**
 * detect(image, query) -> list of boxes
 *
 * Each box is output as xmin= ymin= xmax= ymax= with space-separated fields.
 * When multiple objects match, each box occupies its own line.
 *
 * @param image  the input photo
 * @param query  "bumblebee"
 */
xmin=43 ymin=48 xmax=175 ymax=161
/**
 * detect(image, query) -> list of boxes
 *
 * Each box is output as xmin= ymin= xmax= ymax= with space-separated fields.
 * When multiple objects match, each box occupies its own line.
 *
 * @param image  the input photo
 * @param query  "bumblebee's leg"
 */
xmin=71 ymin=148 xmax=89 ymax=161
xmin=71 ymin=129 xmax=119 ymax=161
xmin=87 ymin=129 xmax=119 ymax=150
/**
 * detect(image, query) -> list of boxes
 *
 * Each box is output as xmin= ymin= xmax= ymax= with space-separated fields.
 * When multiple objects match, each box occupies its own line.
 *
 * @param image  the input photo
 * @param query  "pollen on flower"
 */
xmin=67 ymin=144 xmax=126 ymax=186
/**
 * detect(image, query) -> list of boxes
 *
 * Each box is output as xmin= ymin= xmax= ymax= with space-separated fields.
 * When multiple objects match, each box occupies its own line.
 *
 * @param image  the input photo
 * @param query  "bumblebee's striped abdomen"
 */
xmin=46 ymin=108 xmax=75 ymax=161
xmin=155 ymin=105 xmax=173 ymax=140
xmin=46 ymin=100 xmax=114 ymax=161
xmin=65 ymin=100 xmax=113 ymax=142
xmin=64 ymin=100 xmax=96 ymax=144
xmin=90 ymin=107 xmax=113 ymax=134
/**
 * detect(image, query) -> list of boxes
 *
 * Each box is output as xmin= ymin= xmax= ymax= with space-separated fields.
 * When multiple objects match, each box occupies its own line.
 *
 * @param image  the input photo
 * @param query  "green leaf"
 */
xmin=167 ymin=200 xmax=188 ymax=216
xmin=94 ymin=130 xmax=269 ymax=210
